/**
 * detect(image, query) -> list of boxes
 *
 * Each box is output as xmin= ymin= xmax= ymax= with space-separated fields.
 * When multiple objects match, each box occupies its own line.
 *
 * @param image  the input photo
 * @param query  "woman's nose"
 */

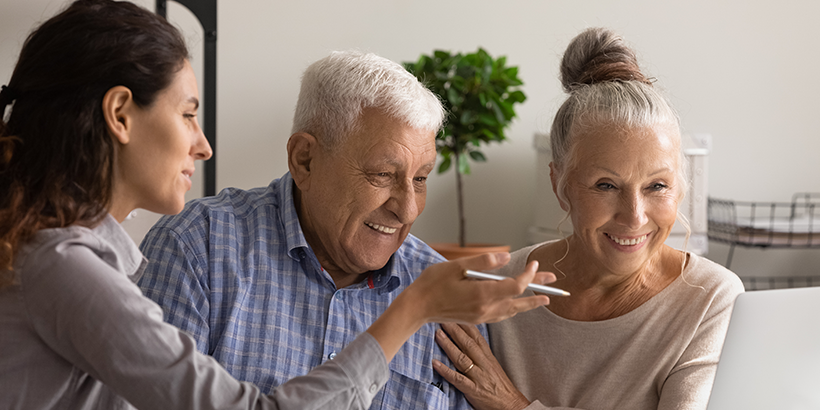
xmin=193 ymin=128 xmax=212 ymax=161
xmin=618 ymin=192 xmax=649 ymax=229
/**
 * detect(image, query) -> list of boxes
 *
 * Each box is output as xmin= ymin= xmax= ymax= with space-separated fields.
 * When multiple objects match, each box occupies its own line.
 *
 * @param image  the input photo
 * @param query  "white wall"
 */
xmin=3 ymin=0 xmax=819 ymax=279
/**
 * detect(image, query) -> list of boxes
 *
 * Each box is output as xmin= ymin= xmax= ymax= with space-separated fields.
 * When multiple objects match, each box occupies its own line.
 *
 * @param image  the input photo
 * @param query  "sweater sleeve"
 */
xmin=22 ymin=239 xmax=389 ymax=410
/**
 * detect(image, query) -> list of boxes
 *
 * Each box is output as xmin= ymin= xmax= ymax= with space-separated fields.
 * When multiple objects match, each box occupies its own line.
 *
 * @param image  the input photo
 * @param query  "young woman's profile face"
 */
xmin=113 ymin=60 xmax=212 ymax=219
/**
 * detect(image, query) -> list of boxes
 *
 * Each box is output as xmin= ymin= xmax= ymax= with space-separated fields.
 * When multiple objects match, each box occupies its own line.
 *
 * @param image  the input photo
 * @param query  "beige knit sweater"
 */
xmin=489 ymin=243 xmax=744 ymax=410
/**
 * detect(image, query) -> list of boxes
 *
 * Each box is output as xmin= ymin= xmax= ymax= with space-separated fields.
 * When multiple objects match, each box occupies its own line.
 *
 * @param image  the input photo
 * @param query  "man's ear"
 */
xmin=287 ymin=132 xmax=318 ymax=191
xmin=549 ymin=162 xmax=570 ymax=212
xmin=102 ymin=86 xmax=135 ymax=145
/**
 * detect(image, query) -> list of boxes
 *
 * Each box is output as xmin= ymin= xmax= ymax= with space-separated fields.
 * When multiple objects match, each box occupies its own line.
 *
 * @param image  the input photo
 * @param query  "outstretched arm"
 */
xmin=368 ymin=252 xmax=554 ymax=363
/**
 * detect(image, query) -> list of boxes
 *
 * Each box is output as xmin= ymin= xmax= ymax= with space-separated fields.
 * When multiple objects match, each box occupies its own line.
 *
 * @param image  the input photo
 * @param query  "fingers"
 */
xmin=475 ymin=260 xmax=553 ymax=297
xmin=532 ymin=270 xmax=558 ymax=285
xmin=457 ymin=252 xmax=512 ymax=273
xmin=409 ymin=253 xmax=555 ymax=325
xmin=433 ymin=359 xmax=473 ymax=392
xmin=433 ymin=324 xmax=483 ymax=393
xmin=505 ymin=294 xmax=551 ymax=317
xmin=435 ymin=327 xmax=476 ymax=373
xmin=511 ymin=260 xmax=543 ymax=289
xmin=444 ymin=323 xmax=495 ymax=362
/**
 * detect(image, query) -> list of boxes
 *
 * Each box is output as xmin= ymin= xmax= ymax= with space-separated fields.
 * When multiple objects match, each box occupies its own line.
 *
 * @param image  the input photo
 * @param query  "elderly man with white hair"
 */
xmin=137 ymin=50 xmax=553 ymax=409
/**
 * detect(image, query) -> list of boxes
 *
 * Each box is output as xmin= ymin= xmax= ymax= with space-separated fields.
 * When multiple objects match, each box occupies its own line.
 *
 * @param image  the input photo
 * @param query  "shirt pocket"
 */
xmin=377 ymin=369 xmax=448 ymax=410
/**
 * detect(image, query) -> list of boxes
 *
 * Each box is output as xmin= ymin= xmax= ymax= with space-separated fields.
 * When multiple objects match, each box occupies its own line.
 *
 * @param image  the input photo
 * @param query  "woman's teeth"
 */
xmin=366 ymin=222 xmax=397 ymax=234
xmin=608 ymin=233 xmax=648 ymax=246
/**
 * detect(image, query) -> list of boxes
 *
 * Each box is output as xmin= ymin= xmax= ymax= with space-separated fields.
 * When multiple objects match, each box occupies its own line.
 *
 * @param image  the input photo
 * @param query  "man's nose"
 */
xmin=387 ymin=180 xmax=420 ymax=224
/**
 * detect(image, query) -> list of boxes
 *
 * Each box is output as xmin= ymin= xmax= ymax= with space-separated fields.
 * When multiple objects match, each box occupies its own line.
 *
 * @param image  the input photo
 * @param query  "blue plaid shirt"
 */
xmin=138 ymin=172 xmax=483 ymax=409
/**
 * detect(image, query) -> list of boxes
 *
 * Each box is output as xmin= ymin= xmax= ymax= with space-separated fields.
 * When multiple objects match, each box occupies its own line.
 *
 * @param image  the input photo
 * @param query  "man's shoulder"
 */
xmin=150 ymin=183 xmax=278 ymax=235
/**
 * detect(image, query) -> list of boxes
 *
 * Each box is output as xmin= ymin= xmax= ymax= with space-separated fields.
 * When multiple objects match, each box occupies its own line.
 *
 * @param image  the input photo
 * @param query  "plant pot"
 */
xmin=429 ymin=243 xmax=511 ymax=261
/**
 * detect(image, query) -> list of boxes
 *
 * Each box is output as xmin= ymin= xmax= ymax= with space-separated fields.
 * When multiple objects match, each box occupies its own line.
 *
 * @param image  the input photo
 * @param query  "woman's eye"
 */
xmin=649 ymin=183 xmax=668 ymax=191
xmin=596 ymin=182 xmax=615 ymax=190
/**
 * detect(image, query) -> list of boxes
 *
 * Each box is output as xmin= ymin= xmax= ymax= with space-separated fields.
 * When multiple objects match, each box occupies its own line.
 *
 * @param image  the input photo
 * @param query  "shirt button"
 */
xmin=328 ymin=352 xmax=337 ymax=360
xmin=336 ymin=292 xmax=344 ymax=300
xmin=369 ymin=383 xmax=378 ymax=394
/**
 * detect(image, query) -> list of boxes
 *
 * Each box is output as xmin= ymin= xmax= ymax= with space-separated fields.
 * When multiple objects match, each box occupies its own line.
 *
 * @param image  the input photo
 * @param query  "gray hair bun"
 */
xmin=560 ymin=27 xmax=651 ymax=92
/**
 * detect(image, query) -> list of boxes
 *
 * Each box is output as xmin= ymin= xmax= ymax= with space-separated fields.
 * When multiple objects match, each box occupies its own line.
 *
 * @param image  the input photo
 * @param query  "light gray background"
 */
xmin=2 ymin=0 xmax=818 ymax=279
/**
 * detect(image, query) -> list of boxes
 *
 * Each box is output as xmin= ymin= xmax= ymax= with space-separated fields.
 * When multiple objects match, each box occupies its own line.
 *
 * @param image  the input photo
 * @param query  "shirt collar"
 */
xmin=276 ymin=172 xmax=312 ymax=262
xmin=367 ymin=256 xmax=402 ymax=294
xmin=93 ymin=214 xmax=148 ymax=278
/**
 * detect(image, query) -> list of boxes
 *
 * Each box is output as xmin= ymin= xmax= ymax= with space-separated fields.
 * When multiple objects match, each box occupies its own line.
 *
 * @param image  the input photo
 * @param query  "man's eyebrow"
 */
xmin=382 ymin=158 xmax=436 ymax=171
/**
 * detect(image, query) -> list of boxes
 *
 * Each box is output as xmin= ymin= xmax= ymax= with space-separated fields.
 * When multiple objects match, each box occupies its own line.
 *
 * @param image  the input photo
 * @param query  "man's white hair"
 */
xmin=291 ymin=50 xmax=445 ymax=150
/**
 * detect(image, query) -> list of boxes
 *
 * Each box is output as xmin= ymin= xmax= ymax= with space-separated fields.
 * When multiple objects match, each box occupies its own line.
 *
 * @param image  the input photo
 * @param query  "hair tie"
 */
xmin=0 ymin=85 xmax=19 ymax=107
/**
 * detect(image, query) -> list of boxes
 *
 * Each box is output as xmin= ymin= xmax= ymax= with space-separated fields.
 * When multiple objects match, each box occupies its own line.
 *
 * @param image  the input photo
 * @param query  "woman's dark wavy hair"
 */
xmin=0 ymin=0 xmax=188 ymax=287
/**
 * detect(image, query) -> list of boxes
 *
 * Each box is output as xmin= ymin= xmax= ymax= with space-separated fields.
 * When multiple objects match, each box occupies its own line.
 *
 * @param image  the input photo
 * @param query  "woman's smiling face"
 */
xmin=560 ymin=124 xmax=682 ymax=275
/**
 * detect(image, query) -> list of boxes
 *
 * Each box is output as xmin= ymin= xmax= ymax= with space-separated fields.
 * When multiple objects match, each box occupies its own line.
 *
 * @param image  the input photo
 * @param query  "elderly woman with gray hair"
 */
xmin=433 ymin=27 xmax=744 ymax=410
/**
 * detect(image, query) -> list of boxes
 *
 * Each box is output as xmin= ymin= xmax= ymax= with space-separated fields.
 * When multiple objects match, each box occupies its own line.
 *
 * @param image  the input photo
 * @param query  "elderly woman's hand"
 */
xmin=433 ymin=323 xmax=531 ymax=410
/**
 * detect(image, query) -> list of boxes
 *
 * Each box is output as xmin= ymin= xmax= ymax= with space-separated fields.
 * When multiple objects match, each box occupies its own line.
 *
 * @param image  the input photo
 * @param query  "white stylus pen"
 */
xmin=465 ymin=270 xmax=571 ymax=297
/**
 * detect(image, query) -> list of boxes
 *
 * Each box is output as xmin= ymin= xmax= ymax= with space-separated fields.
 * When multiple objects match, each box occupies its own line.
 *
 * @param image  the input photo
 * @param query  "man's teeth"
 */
xmin=366 ymin=222 xmax=397 ymax=234
xmin=608 ymin=234 xmax=648 ymax=246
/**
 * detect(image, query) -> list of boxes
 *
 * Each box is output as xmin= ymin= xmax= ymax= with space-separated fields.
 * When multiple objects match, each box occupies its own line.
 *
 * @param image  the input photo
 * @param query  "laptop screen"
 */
xmin=706 ymin=286 xmax=820 ymax=409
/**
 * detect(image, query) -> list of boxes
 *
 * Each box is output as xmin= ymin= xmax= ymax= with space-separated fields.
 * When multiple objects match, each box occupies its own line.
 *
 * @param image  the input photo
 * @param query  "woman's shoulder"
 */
xmin=663 ymin=252 xmax=745 ymax=313
xmin=683 ymin=253 xmax=745 ymax=293
xmin=17 ymin=216 xmax=142 ymax=282
xmin=17 ymin=225 xmax=95 ymax=270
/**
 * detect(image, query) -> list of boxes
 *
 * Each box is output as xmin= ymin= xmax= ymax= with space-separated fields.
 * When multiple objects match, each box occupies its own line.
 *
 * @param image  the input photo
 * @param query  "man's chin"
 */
xmin=350 ymin=249 xmax=398 ymax=272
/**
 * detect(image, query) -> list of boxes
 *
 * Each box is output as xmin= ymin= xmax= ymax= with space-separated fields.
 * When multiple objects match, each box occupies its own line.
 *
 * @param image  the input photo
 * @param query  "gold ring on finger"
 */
xmin=462 ymin=362 xmax=475 ymax=374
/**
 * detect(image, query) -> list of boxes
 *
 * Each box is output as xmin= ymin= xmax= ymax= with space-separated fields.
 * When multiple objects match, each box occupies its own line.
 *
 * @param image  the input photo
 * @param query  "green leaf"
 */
xmin=481 ymin=129 xmax=498 ymax=141
xmin=460 ymin=111 xmax=477 ymax=125
xmin=490 ymin=99 xmax=505 ymax=123
xmin=447 ymin=87 xmax=464 ymax=106
xmin=458 ymin=153 xmax=471 ymax=175
xmin=438 ymin=155 xmax=452 ymax=174
xmin=498 ymin=100 xmax=515 ymax=120
xmin=496 ymin=56 xmax=507 ymax=70
xmin=434 ymin=50 xmax=451 ymax=60
xmin=478 ymin=114 xmax=498 ymax=127
xmin=469 ymin=150 xmax=487 ymax=162
xmin=507 ymin=90 xmax=527 ymax=103
xmin=503 ymin=66 xmax=518 ymax=80
xmin=450 ymin=75 xmax=466 ymax=91
xmin=478 ymin=92 xmax=487 ymax=107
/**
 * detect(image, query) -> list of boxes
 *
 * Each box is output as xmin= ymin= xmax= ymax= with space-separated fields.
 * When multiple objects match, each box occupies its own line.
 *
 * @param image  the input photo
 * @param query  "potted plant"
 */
xmin=404 ymin=48 xmax=526 ymax=259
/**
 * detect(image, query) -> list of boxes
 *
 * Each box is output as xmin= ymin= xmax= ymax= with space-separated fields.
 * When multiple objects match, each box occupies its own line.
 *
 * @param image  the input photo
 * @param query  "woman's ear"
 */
xmin=102 ymin=86 xmax=134 ymax=145
xmin=549 ymin=162 xmax=570 ymax=212
xmin=287 ymin=132 xmax=318 ymax=191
